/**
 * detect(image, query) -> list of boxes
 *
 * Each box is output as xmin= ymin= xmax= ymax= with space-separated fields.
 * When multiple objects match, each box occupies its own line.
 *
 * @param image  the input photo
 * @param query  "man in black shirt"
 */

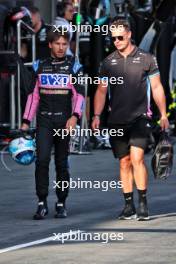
xmin=92 ymin=19 xmax=169 ymax=221
xmin=24 ymin=6 xmax=51 ymax=60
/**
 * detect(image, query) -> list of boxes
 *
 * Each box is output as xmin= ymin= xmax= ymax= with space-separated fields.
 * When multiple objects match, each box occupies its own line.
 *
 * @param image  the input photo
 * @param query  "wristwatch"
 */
xmin=92 ymin=114 xmax=101 ymax=120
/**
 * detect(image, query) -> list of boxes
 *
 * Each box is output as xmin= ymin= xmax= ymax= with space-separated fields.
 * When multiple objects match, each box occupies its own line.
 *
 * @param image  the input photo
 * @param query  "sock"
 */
xmin=123 ymin=192 xmax=134 ymax=205
xmin=57 ymin=203 xmax=64 ymax=207
xmin=57 ymin=200 xmax=66 ymax=207
xmin=138 ymin=189 xmax=147 ymax=204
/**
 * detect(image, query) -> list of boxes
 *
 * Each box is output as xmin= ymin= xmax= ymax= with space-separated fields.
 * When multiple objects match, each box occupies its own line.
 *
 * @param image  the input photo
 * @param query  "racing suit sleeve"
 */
xmin=147 ymin=54 xmax=160 ymax=78
xmin=22 ymin=60 xmax=40 ymax=125
xmin=22 ymin=78 xmax=40 ymax=125
xmin=71 ymin=64 xmax=85 ymax=119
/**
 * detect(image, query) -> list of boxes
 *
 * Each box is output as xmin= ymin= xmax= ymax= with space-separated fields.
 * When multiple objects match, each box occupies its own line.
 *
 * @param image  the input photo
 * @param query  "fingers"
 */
xmin=65 ymin=120 xmax=76 ymax=130
xmin=160 ymin=118 xmax=169 ymax=131
xmin=69 ymin=121 xmax=76 ymax=130
xmin=91 ymin=120 xmax=100 ymax=130
xmin=95 ymin=123 xmax=99 ymax=129
xmin=66 ymin=123 xmax=72 ymax=131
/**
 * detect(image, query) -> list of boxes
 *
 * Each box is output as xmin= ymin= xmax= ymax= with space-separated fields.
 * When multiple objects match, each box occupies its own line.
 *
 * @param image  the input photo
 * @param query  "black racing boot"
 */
xmin=55 ymin=203 xmax=67 ymax=218
xmin=118 ymin=204 xmax=136 ymax=220
xmin=33 ymin=201 xmax=48 ymax=220
xmin=137 ymin=202 xmax=150 ymax=221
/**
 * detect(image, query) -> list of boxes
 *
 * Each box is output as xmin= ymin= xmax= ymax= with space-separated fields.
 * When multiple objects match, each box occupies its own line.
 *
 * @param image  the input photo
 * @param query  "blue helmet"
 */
xmin=9 ymin=135 xmax=36 ymax=165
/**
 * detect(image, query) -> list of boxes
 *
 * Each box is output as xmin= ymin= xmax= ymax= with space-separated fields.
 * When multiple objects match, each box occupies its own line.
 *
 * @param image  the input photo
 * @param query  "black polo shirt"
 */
xmin=99 ymin=46 xmax=160 ymax=124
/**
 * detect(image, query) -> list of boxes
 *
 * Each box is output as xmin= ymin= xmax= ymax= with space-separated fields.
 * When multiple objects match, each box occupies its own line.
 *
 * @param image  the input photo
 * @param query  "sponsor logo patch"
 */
xmin=40 ymin=89 xmax=69 ymax=95
xmin=39 ymin=74 xmax=69 ymax=86
xmin=111 ymin=59 xmax=117 ymax=65
xmin=132 ymin=57 xmax=141 ymax=63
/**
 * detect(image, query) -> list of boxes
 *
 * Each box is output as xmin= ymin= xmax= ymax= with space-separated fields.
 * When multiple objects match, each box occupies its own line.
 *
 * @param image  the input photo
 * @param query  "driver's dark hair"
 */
xmin=47 ymin=27 xmax=70 ymax=43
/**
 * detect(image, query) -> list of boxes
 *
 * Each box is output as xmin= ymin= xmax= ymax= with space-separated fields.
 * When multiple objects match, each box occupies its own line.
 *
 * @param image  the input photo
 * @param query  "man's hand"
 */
xmin=66 ymin=116 xmax=78 ymax=130
xmin=91 ymin=116 xmax=100 ymax=130
xmin=150 ymin=75 xmax=170 ymax=131
xmin=160 ymin=115 xmax=169 ymax=131
xmin=21 ymin=123 xmax=29 ymax=131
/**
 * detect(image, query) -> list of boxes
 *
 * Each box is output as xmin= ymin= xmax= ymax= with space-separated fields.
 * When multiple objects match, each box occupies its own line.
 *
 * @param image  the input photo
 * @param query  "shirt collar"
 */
xmin=116 ymin=45 xmax=138 ymax=58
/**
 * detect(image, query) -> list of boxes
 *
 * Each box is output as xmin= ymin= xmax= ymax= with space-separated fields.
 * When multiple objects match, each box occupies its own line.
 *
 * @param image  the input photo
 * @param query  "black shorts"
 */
xmin=108 ymin=117 xmax=152 ymax=159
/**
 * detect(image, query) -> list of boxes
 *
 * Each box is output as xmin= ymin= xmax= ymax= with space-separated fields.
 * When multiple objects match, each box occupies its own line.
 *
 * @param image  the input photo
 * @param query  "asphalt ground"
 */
xmin=0 ymin=147 xmax=176 ymax=264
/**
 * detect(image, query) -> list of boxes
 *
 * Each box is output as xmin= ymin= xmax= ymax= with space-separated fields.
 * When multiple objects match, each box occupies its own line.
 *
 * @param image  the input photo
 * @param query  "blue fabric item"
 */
xmin=33 ymin=60 xmax=40 ymax=72
xmin=72 ymin=58 xmax=82 ymax=73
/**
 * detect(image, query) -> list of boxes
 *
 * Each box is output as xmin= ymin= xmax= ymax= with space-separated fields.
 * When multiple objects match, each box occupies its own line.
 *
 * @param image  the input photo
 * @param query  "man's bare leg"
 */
xmin=119 ymin=155 xmax=133 ymax=193
xmin=118 ymin=155 xmax=136 ymax=219
xmin=130 ymin=146 xmax=148 ymax=190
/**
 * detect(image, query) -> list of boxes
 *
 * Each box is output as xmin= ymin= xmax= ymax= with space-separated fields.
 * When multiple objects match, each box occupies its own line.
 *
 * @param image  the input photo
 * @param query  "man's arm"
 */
xmin=92 ymin=81 xmax=108 ymax=129
xmin=21 ymin=61 xmax=40 ymax=130
xmin=94 ymin=82 xmax=108 ymax=115
xmin=21 ymin=79 xmax=40 ymax=130
xmin=66 ymin=63 xmax=85 ymax=130
xmin=150 ymin=74 xmax=169 ymax=130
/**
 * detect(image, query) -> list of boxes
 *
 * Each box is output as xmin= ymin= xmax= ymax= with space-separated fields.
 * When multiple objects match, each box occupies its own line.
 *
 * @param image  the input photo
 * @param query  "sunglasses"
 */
xmin=112 ymin=36 xmax=124 ymax=42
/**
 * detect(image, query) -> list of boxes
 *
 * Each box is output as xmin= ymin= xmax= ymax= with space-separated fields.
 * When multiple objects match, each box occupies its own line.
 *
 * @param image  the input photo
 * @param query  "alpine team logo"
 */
xmin=132 ymin=57 xmax=141 ymax=63
xmin=111 ymin=59 xmax=117 ymax=65
xmin=39 ymin=74 xmax=70 ymax=87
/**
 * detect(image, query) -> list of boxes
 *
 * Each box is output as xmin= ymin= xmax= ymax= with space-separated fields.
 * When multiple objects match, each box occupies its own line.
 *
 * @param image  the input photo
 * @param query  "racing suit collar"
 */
xmin=50 ymin=56 xmax=66 ymax=62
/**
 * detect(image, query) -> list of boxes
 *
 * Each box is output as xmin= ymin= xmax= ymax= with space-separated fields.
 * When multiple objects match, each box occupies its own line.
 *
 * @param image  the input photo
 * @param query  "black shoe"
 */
xmin=55 ymin=203 xmax=67 ymax=218
xmin=33 ymin=201 xmax=48 ymax=220
xmin=118 ymin=204 xmax=136 ymax=220
xmin=137 ymin=202 xmax=150 ymax=221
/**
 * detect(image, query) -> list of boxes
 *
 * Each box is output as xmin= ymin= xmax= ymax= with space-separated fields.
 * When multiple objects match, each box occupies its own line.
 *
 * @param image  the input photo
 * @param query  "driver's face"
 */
xmin=49 ymin=37 xmax=68 ymax=58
